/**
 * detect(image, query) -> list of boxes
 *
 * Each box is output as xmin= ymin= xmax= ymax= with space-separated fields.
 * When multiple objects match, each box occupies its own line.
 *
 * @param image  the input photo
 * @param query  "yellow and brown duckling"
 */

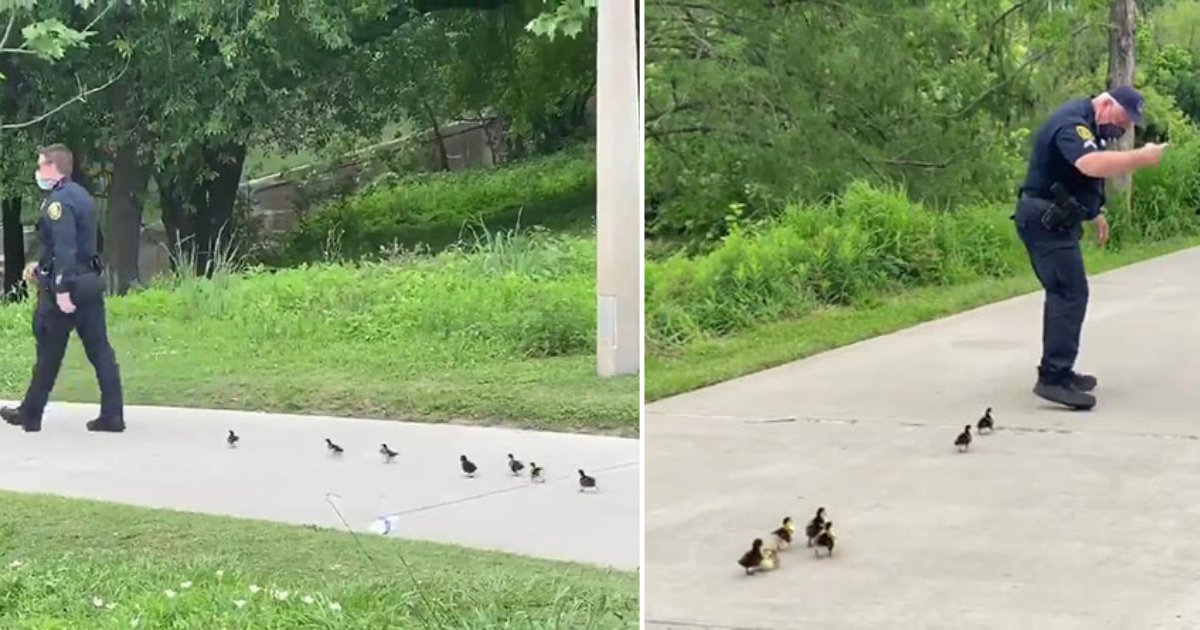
xmin=805 ymin=507 xmax=826 ymax=547
xmin=508 ymin=453 xmax=525 ymax=476
xmin=977 ymin=407 xmax=994 ymax=434
xmin=770 ymin=516 xmax=795 ymax=551
xmin=737 ymin=538 xmax=778 ymax=575
xmin=529 ymin=462 xmax=545 ymax=483
xmin=955 ymin=425 xmax=972 ymax=452
xmin=813 ymin=521 xmax=836 ymax=558
xmin=379 ymin=443 xmax=398 ymax=463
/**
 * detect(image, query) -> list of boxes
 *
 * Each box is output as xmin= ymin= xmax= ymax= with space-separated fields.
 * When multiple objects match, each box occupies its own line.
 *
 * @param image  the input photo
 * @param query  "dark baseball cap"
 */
xmin=1109 ymin=85 xmax=1145 ymax=125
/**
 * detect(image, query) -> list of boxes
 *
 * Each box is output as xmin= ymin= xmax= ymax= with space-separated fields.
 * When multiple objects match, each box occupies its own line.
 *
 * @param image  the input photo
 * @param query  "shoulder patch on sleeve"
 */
xmin=1075 ymin=125 xmax=1095 ymax=142
xmin=46 ymin=201 xmax=62 ymax=221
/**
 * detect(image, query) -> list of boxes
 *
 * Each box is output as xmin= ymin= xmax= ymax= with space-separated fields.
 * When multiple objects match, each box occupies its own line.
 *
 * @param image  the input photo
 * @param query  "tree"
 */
xmin=1108 ymin=0 xmax=1137 ymax=197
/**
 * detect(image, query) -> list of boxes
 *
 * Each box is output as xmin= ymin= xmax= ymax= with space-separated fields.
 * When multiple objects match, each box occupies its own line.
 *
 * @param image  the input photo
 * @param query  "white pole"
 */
xmin=596 ymin=0 xmax=642 ymax=377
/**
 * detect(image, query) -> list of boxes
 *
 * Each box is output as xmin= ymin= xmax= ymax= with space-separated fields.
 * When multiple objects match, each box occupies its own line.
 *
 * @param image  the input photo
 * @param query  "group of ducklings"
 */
xmin=737 ymin=507 xmax=835 ymax=575
xmin=954 ymin=407 xmax=996 ymax=453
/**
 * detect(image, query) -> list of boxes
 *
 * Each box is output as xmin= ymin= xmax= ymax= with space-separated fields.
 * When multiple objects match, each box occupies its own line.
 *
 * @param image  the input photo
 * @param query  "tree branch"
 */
xmin=0 ymin=57 xmax=130 ymax=130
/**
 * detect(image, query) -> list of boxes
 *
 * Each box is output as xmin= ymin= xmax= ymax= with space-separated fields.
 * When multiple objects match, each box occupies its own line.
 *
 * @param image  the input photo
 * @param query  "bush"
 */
xmin=281 ymin=145 xmax=596 ymax=264
xmin=645 ymin=182 xmax=1027 ymax=353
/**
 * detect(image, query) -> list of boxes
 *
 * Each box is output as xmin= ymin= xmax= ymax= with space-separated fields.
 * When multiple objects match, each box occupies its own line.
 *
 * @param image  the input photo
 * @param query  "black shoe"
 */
xmin=1070 ymin=372 xmax=1098 ymax=393
xmin=86 ymin=418 xmax=125 ymax=433
xmin=1033 ymin=381 xmax=1096 ymax=410
xmin=2 ymin=406 xmax=40 ymax=432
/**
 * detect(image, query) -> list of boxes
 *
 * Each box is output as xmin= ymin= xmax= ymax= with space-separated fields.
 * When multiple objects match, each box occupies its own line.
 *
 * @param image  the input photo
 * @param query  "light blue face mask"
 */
xmin=35 ymin=172 xmax=55 ymax=191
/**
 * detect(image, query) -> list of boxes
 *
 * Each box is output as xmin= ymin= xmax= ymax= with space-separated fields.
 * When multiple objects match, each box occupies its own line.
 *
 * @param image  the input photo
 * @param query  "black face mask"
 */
xmin=1098 ymin=123 xmax=1126 ymax=141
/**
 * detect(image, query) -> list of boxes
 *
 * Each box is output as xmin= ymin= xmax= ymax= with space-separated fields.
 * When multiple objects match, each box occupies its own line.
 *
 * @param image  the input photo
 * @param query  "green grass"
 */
xmin=0 ymin=491 xmax=637 ymax=628
xmin=647 ymin=235 xmax=1200 ymax=401
xmin=0 ymin=230 xmax=639 ymax=436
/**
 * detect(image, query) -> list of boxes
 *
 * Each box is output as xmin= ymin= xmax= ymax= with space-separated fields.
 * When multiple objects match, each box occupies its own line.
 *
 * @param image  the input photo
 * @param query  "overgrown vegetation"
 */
xmin=281 ymin=144 xmax=596 ymax=264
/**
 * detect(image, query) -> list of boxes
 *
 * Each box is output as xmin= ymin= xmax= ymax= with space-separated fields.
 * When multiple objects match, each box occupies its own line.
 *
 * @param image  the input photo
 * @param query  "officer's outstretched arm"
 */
xmin=1075 ymin=144 xmax=1166 ymax=178
xmin=47 ymin=201 xmax=77 ymax=293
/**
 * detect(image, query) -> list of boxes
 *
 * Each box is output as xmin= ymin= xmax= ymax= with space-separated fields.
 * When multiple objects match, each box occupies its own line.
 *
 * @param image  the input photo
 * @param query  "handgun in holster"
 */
xmin=1041 ymin=182 xmax=1085 ymax=231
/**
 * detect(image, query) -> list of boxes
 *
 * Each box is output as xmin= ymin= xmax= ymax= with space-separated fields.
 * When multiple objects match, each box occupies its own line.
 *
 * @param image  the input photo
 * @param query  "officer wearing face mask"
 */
xmin=0 ymin=143 xmax=125 ymax=433
xmin=1014 ymin=86 xmax=1167 ymax=410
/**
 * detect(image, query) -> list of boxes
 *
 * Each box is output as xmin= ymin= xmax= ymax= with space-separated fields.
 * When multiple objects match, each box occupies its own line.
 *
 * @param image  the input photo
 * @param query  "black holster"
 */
xmin=1039 ymin=183 xmax=1086 ymax=231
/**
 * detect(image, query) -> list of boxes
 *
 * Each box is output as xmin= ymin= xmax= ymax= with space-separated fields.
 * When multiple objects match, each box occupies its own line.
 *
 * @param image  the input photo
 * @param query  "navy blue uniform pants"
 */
xmin=1014 ymin=197 xmax=1089 ymax=386
xmin=21 ymin=287 xmax=123 ymax=424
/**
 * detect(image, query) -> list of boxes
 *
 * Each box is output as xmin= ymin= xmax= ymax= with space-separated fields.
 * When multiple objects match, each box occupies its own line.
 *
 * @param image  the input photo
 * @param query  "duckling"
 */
xmin=977 ymin=407 xmax=994 ymax=434
xmin=530 ymin=462 xmax=545 ymax=483
xmin=578 ymin=469 xmax=597 ymax=491
xmin=737 ymin=538 xmax=778 ymax=575
xmin=805 ymin=507 xmax=826 ymax=547
xmin=379 ymin=443 xmax=398 ymax=463
xmin=507 ymin=453 xmax=525 ymax=476
xmin=226 ymin=430 xmax=239 ymax=448
xmin=325 ymin=438 xmax=343 ymax=455
xmin=955 ymin=425 xmax=972 ymax=452
xmin=460 ymin=455 xmax=478 ymax=477
xmin=814 ymin=521 xmax=836 ymax=558
xmin=770 ymin=516 xmax=795 ymax=551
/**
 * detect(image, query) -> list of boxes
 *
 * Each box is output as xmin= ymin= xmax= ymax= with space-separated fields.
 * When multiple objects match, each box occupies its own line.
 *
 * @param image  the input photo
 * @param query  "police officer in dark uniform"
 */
xmin=0 ymin=144 xmax=125 ymax=432
xmin=1014 ymin=86 xmax=1167 ymax=410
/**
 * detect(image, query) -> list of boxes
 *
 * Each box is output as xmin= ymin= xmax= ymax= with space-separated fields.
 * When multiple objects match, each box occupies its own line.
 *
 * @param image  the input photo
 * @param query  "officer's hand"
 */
xmin=22 ymin=262 xmax=37 ymax=283
xmin=55 ymin=291 xmax=75 ymax=314
xmin=1092 ymin=214 xmax=1110 ymax=248
xmin=1140 ymin=142 xmax=1169 ymax=165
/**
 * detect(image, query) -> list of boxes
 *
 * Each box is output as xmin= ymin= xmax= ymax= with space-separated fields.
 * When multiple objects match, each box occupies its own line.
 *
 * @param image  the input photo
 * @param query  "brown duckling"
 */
xmin=955 ymin=425 xmax=972 ymax=452
xmin=814 ymin=521 xmax=836 ymax=558
xmin=805 ymin=506 xmax=826 ymax=547
xmin=977 ymin=408 xmax=994 ymax=434
xmin=770 ymin=516 xmax=795 ymax=551
xmin=737 ymin=538 xmax=778 ymax=575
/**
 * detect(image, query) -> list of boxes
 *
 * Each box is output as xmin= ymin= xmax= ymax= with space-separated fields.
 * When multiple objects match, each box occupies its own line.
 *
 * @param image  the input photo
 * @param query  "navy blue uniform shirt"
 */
xmin=1018 ymin=97 xmax=1106 ymax=219
xmin=37 ymin=179 xmax=98 ymax=294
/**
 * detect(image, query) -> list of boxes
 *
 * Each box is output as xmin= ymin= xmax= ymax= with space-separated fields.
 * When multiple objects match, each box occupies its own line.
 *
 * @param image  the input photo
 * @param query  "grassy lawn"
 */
xmin=0 ymin=491 xmax=637 ymax=628
xmin=0 ymin=234 xmax=640 ymax=437
xmin=647 ymin=235 xmax=1200 ymax=401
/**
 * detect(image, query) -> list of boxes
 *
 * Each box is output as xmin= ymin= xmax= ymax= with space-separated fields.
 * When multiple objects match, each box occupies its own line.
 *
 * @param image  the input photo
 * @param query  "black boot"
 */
xmin=1070 ymin=372 xmax=1098 ymax=393
xmin=1033 ymin=380 xmax=1096 ymax=410
xmin=86 ymin=416 xmax=125 ymax=433
xmin=1 ymin=406 xmax=41 ymax=432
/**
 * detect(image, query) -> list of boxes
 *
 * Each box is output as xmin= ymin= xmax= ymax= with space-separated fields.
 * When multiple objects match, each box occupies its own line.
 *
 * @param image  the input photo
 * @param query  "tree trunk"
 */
xmin=157 ymin=168 xmax=194 ymax=268
xmin=191 ymin=143 xmax=247 ymax=277
xmin=1107 ymin=0 xmax=1136 ymax=200
xmin=422 ymin=99 xmax=451 ymax=171
xmin=2 ymin=197 xmax=25 ymax=301
xmin=107 ymin=138 xmax=150 ymax=294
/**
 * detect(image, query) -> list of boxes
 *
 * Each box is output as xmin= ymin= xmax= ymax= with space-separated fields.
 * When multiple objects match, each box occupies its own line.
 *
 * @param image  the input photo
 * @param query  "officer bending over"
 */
xmin=1014 ymin=86 xmax=1167 ymax=410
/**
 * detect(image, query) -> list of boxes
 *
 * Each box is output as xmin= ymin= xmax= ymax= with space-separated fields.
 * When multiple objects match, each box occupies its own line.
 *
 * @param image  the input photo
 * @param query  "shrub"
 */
xmin=281 ymin=145 xmax=596 ymax=264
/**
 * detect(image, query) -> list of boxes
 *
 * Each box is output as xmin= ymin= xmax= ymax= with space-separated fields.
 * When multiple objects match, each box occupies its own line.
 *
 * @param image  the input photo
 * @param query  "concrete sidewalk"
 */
xmin=0 ymin=405 xmax=640 ymax=570
xmin=645 ymin=247 xmax=1200 ymax=629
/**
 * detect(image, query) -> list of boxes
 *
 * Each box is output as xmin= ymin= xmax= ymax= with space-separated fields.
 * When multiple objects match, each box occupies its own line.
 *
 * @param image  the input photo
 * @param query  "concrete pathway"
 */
xmin=0 ymin=404 xmax=640 ymax=570
xmin=646 ymin=248 xmax=1200 ymax=629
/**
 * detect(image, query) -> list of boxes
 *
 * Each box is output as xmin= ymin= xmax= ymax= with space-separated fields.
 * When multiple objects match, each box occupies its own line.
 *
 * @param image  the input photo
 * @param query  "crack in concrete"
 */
xmin=664 ymin=411 xmax=1200 ymax=441
xmin=370 ymin=459 xmax=639 ymax=522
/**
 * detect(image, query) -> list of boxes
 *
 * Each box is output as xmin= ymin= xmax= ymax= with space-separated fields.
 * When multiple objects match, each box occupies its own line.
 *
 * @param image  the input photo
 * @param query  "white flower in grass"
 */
xmin=329 ymin=601 xmax=342 ymax=612
xmin=215 ymin=570 xmax=225 ymax=579
xmin=180 ymin=581 xmax=193 ymax=589
xmin=249 ymin=584 xmax=261 ymax=594
xmin=106 ymin=602 xmax=117 ymax=610
xmin=233 ymin=599 xmax=247 ymax=609
xmin=130 ymin=617 xmax=140 ymax=628
xmin=301 ymin=595 xmax=315 ymax=605
xmin=272 ymin=589 xmax=289 ymax=601
xmin=92 ymin=596 xmax=105 ymax=608
xmin=8 ymin=560 xmax=21 ymax=568
xmin=164 ymin=589 xmax=177 ymax=599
